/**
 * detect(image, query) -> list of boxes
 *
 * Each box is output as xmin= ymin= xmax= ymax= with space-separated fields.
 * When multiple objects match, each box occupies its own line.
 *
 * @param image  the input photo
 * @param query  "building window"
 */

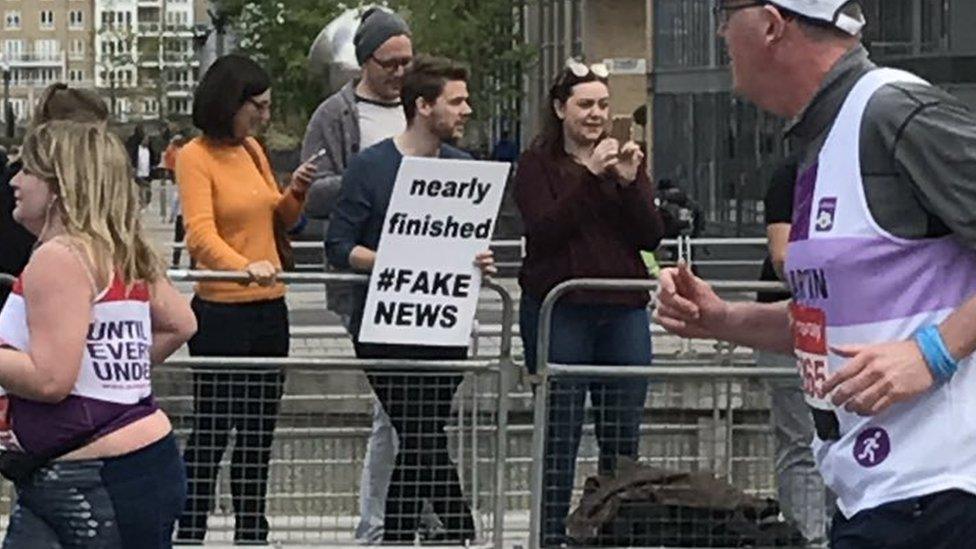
xmin=39 ymin=10 xmax=54 ymax=30
xmin=69 ymin=38 xmax=84 ymax=60
xmin=69 ymin=10 xmax=83 ymax=30
xmin=4 ymin=11 xmax=20 ymax=30
xmin=69 ymin=69 xmax=84 ymax=83
xmin=38 ymin=68 xmax=58 ymax=85
xmin=3 ymin=39 xmax=23 ymax=60
xmin=168 ymin=98 xmax=189 ymax=115
xmin=35 ymin=39 xmax=59 ymax=61
xmin=10 ymin=99 xmax=26 ymax=123
xmin=165 ymin=10 xmax=188 ymax=29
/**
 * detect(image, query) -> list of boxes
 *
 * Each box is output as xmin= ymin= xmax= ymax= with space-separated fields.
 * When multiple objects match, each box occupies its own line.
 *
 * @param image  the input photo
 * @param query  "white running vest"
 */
xmin=786 ymin=68 xmax=976 ymax=518
xmin=0 ymin=275 xmax=154 ymax=454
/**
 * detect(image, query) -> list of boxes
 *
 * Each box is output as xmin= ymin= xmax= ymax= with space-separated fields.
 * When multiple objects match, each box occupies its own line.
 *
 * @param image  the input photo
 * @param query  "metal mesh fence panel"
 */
xmin=531 ymin=368 xmax=828 ymax=548
xmin=152 ymin=364 xmax=504 ymax=546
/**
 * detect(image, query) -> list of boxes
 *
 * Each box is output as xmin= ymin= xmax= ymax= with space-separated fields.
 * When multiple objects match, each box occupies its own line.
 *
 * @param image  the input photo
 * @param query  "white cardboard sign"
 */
xmin=358 ymin=156 xmax=510 ymax=347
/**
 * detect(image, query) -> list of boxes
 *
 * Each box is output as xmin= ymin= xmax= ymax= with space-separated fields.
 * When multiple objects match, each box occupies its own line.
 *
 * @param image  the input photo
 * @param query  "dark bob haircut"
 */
xmin=192 ymin=54 xmax=270 ymax=140
xmin=401 ymin=55 xmax=468 ymax=122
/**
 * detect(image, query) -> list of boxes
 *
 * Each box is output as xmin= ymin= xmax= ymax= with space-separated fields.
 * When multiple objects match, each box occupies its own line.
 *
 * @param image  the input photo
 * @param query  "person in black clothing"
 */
xmin=0 ymin=84 xmax=108 ymax=307
xmin=326 ymin=55 xmax=495 ymax=544
xmin=0 ymin=157 xmax=32 ymax=306
xmin=756 ymin=156 xmax=829 ymax=544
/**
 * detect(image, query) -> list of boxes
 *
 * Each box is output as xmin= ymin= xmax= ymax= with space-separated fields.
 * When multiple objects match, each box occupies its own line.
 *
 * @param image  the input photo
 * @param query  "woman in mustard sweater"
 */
xmin=174 ymin=55 xmax=316 ymax=544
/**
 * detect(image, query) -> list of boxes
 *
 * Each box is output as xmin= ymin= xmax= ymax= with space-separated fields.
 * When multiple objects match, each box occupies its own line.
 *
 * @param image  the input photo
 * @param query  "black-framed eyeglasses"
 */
xmin=370 ymin=55 xmax=413 ymax=71
xmin=713 ymin=1 xmax=767 ymax=27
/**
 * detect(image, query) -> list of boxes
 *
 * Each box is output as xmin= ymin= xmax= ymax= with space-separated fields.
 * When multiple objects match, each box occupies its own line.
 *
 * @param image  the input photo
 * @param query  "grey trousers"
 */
xmin=756 ymin=350 xmax=833 ymax=544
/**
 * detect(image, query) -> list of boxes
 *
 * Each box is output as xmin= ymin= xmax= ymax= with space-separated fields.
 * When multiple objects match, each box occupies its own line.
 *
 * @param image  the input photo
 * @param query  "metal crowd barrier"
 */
xmin=167 ymin=235 xmax=770 ymax=271
xmin=527 ymin=278 xmax=806 ymax=549
xmin=162 ymin=270 xmax=516 ymax=547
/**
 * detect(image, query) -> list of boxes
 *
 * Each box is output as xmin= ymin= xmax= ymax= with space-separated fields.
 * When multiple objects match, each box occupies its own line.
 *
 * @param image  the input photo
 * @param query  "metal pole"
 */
xmin=492 ymin=356 xmax=511 ymax=549
xmin=484 ymin=278 xmax=514 ymax=549
xmin=3 ymin=67 xmax=10 ymax=139
xmin=470 ymin=372 xmax=480 ymax=530
xmin=527 ymin=364 xmax=549 ymax=549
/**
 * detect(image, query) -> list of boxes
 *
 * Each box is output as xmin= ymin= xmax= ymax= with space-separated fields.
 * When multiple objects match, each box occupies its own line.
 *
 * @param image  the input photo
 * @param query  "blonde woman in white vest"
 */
xmin=0 ymin=120 xmax=196 ymax=548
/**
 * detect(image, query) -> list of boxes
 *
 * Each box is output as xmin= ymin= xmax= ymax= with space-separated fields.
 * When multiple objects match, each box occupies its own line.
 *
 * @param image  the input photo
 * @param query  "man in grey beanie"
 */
xmin=303 ymin=7 xmax=412 ymax=222
xmin=299 ymin=5 xmax=415 ymax=544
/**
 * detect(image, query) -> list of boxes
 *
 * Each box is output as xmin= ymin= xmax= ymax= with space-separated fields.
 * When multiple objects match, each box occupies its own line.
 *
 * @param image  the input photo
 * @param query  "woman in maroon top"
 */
xmin=515 ymin=60 xmax=664 ymax=546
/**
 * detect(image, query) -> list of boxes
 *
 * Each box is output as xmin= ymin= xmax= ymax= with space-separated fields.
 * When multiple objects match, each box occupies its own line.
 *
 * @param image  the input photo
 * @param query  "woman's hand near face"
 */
xmin=612 ymin=141 xmax=644 ymax=184
xmin=584 ymin=138 xmax=620 ymax=177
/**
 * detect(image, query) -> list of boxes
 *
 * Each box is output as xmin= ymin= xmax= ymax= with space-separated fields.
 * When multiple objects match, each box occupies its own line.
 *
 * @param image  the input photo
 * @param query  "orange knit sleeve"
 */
xmin=176 ymin=141 xmax=251 ymax=271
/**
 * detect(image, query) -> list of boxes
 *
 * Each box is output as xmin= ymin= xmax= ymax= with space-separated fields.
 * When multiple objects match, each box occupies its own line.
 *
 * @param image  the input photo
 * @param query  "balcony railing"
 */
xmin=5 ymin=52 xmax=63 ymax=65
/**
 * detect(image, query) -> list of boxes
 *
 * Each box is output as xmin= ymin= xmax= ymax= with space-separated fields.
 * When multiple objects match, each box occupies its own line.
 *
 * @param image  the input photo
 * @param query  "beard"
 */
xmin=430 ymin=118 xmax=464 ymax=144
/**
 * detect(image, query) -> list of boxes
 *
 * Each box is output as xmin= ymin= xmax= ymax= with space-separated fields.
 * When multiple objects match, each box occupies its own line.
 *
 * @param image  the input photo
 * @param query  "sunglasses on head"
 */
xmin=564 ymin=58 xmax=610 ymax=79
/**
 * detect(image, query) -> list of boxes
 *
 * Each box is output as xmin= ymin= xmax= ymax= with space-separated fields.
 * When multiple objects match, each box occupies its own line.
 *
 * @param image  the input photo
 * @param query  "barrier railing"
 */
xmin=164 ymin=269 xmax=516 ymax=547
xmin=527 ymin=278 xmax=802 ymax=549
xmin=167 ymin=236 xmax=770 ymax=271
xmin=1 ymin=265 xmax=808 ymax=546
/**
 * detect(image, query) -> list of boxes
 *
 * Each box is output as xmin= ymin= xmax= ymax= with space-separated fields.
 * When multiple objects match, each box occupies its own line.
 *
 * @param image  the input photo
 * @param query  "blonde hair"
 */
xmin=21 ymin=120 xmax=164 ymax=284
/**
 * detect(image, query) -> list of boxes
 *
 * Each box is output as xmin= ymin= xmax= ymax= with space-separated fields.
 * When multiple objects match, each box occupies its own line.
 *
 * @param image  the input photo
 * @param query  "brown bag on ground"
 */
xmin=566 ymin=457 xmax=805 ymax=547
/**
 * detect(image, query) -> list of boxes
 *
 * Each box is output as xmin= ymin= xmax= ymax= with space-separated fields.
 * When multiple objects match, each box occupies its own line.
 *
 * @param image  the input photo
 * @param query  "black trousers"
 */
xmin=830 ymin=489 xmax=976 ymax=549
xmin=355 ymin=342 xmax=476 ymax=543
xmin=177 ymin=297 xmax=289 ymax=543
xmin=171 ymin=215 xmax=195 ymax=268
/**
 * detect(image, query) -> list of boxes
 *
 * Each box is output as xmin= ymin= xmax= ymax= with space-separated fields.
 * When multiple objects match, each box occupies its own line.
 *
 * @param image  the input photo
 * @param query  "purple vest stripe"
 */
xmin=788 ymin=236 xmax=976 ymax=327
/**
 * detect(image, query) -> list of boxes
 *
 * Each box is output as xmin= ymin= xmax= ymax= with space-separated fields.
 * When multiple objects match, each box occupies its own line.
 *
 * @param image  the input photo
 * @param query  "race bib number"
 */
xmin=791 ymin=304 xmax=834 ymax=412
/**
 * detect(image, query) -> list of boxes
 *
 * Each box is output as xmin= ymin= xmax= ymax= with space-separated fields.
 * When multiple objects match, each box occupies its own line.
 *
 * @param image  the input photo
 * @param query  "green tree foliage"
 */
xmin=216 ymin=0 xmax=343 ymax=148
xmin=389 ymin=0 xmax=532 ymax=148
xmin=211 ymin=0 xmax=531 ymax=151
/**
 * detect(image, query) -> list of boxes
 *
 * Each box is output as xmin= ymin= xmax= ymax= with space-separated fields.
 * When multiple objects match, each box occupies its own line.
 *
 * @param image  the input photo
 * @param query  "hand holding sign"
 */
xmin=475 ymin=250 xmax=496 ymax=277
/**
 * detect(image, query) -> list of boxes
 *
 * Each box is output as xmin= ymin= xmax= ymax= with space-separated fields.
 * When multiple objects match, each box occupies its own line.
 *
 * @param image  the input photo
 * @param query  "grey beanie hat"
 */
xmin=354 ymin=7 xmax=411 ymax=66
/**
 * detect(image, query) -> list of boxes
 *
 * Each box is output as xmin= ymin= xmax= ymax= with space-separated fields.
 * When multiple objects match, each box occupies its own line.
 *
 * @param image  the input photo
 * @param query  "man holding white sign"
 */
xmin=326 ymin=55 xmax=504 ymax=544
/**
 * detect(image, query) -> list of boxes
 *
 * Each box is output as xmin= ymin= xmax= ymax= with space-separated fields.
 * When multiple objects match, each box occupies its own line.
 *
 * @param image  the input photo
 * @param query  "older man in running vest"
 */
xmin=656 ymin=1 xmax=976 ymax=547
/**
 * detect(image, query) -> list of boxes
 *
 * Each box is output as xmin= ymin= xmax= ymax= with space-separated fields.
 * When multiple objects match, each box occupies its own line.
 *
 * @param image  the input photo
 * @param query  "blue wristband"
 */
xmin=914 ymin=325 xmax=958 ymax=381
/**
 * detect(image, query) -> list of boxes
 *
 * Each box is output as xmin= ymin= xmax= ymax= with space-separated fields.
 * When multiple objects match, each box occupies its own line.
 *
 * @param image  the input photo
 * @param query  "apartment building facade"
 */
xmin=95 ymin=0 xmax=208 ymax=122
xmin=0 ymin=0 xmax=95 ymax=123
xmin=0 ymin=0 xmax=208 ymax=127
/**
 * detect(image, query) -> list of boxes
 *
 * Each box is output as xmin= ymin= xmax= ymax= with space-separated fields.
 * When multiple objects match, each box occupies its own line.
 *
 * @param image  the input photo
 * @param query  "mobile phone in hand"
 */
xmin=307 ymin=148 xmax=328 ymax=165
xmin=610 ymin=117 xmax=632 ymax=145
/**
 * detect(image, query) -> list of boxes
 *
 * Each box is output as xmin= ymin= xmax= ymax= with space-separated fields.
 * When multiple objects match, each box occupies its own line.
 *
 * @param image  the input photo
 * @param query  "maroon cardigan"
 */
xmin=515 ymin=146 xmax=664 ymax=307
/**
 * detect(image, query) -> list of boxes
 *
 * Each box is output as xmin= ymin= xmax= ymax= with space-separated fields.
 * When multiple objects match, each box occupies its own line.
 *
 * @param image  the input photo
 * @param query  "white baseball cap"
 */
xmin=766 ymin=0 xmax=866 ymax=35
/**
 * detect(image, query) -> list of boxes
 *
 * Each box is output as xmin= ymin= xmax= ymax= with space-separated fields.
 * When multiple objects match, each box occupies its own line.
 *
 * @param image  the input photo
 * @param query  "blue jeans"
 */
xmin=520 ymin=294 xmax=651 ymax=546
xmin=3 ymin=434 xmax=185 ymax=548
